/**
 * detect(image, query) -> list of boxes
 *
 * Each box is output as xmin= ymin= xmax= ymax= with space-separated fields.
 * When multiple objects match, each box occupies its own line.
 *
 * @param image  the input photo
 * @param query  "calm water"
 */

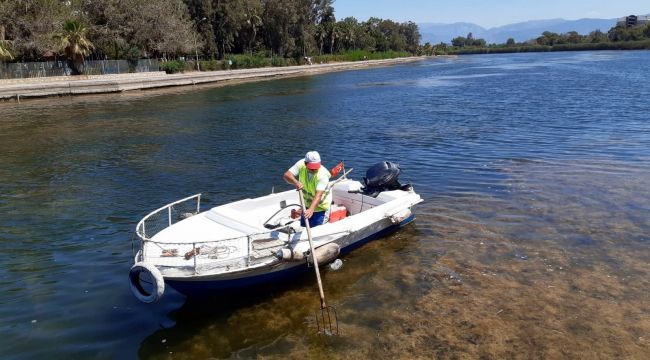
xmin=1 ymin=51 xmax=649 ymax=359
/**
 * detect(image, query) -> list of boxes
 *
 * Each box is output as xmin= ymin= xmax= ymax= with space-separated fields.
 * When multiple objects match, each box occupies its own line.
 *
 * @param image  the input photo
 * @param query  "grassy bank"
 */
xmin=448 ymin=40 xmax=650 ymax=55
xmin=159 ymin=50 xmax=413 ymax=73
xmin=310 ymin=50 xmax=411 ymax=63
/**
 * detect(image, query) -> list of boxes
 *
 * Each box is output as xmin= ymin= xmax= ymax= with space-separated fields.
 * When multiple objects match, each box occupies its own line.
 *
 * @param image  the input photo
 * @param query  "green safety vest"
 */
xmin=298 ymin=162 xmax=332 ymax=212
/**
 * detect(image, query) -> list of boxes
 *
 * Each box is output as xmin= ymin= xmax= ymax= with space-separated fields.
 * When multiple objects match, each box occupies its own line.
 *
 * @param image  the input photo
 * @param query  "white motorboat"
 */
xmin=129 ymin=162 xmax=422 ymax=303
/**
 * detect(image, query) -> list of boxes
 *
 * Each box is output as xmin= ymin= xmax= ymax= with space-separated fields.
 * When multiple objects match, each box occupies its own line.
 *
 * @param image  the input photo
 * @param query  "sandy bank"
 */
xmin=0 ymin=57 xmax=425 ymax=101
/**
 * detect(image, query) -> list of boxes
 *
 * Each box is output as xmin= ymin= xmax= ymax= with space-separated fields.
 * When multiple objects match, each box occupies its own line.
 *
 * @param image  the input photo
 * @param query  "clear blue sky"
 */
xmin=334 ymin=0 xmax=650 ymax=28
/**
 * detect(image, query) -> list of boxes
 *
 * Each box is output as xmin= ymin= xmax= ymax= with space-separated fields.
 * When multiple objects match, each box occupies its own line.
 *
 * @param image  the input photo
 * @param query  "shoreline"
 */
xmin=0 ymin=57 xmax=425 ymax=101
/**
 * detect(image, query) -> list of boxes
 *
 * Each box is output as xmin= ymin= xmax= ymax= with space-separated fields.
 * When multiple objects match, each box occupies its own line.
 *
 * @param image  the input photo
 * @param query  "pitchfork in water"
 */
xmin=297 ymin=190 xmax=340 ymax=336
xmin=315 ymin=304 xmax=339 ymax=336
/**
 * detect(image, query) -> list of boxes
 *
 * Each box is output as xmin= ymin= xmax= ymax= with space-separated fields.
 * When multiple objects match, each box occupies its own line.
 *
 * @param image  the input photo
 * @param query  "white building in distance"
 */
xmin=616 ymin=15 xmax=649 ymax=28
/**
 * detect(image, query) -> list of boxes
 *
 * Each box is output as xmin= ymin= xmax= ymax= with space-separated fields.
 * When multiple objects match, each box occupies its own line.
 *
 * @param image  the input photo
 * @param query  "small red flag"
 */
xmin=330 ymin=161 xmax=344 ymax=177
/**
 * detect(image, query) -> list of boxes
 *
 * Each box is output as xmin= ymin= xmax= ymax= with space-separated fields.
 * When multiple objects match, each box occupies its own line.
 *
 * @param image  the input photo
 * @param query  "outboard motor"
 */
xmin=362 ymin=161 xmax=411 ymax=197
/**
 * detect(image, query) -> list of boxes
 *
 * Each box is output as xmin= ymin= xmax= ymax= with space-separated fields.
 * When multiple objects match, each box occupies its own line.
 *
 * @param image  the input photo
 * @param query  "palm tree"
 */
xmin=245 ymin=11 xmax=262 ymax=55
xmin=0 ymin=40 xmax=13 ymax=61
xmin=55 ymin=20 xmax=94 ymax=75
xmin=0 ymin=25 xmax=13 ymax=61
xmin=330 ymin=22 xmax=342 ymax=53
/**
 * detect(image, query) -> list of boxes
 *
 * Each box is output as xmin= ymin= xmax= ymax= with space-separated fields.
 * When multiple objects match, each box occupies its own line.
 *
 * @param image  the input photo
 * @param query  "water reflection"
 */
xmin=1 ymin=51 xmax=649 ymax=359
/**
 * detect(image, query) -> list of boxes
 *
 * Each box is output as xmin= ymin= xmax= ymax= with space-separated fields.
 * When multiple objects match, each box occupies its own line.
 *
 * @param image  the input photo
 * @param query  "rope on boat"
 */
xmin=203 ymin=245 xmax=239 ymax=259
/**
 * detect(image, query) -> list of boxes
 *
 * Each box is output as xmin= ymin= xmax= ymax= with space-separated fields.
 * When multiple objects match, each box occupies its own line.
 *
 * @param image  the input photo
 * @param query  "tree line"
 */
xmin=535 ymin=25 xmax=650 ymax=45
xmin=0 ymin=0 xmax=421 ymax=65
xmin=434 ymin=22 xmax=650 ymax=55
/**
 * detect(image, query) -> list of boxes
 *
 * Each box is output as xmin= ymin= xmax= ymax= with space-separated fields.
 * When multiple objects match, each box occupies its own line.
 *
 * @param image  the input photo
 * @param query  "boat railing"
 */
xmin=135 ymin=224 xmax=351 ymax=274
xmin=136 ymin=231 xmax=272 ymax=273
xmin=136 ymin=194 xmax=202 ymax=241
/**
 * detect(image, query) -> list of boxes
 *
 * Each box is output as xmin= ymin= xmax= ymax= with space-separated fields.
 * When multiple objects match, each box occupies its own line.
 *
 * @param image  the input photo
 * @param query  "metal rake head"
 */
xmin=315 ymin=305 xmax=339 ymax=336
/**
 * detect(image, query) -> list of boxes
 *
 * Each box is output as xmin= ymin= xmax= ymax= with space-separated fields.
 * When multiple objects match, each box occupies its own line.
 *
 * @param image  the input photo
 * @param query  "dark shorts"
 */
xmin=300 ymin=210 xmax=326 ymax=228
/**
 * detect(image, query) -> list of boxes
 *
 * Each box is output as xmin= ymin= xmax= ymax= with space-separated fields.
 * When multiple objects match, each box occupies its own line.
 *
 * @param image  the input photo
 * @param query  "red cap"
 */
xmin=306 ymin=161 xmax=321 ymax=170
xmin=305 ymin=151 xmax=321 ymax=170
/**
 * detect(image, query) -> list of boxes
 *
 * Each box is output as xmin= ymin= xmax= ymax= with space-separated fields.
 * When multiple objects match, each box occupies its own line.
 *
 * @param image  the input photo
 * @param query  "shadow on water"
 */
xmin=138 ymin=284 xmax=308 ymax=359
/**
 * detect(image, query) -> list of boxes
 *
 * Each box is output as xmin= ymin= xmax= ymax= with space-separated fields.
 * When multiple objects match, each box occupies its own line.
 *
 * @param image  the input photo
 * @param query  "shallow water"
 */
xmin=1 ymin=51 xmax=649 ymax=359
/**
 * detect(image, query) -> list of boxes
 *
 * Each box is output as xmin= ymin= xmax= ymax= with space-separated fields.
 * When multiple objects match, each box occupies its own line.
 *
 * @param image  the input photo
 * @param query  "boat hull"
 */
xmin=165 ymin=214 xmax=415 ymax=296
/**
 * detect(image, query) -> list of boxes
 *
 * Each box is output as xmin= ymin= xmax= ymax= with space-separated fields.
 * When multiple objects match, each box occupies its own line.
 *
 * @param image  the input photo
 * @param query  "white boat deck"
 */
xmin=142 ymin=201 xmax=284 ymax=272
xmin=137 ymin=179 xmax=423 ymax=277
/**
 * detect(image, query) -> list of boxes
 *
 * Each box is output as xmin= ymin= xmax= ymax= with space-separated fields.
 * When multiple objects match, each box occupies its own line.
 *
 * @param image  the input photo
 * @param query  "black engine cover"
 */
xmin=362 ymin=161 xmax=404 ymax=197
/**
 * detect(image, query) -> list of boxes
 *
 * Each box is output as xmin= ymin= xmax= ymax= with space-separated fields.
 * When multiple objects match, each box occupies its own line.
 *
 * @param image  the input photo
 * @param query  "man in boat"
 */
xmin=283 ymin=151 xmax=332 ymax=228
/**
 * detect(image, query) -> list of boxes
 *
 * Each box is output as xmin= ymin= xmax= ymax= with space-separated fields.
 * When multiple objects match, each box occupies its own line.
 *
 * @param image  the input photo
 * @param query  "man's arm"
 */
xmin=283 ymin=171 xmax=303 ymax=190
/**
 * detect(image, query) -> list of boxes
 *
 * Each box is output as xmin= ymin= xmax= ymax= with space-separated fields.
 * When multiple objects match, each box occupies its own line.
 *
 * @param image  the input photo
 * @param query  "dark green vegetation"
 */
xmin=434 ymin=23 xmax=650 ymax=55
xmin=158 ymin=50 xmax=412 ymax=74
xmin=0 ymin=0 xmax=421 ymax=73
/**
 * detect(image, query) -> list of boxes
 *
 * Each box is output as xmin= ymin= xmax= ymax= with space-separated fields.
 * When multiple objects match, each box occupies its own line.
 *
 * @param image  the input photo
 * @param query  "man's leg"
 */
xmin=308 ymin=211 xmax=326 ymax=227
xmin=300 ymin=211 xmax=326 ymax=228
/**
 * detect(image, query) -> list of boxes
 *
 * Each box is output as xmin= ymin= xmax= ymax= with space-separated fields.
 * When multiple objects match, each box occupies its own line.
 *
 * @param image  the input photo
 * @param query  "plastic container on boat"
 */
xmin=329 ymin=204 xmax=347 ymax=223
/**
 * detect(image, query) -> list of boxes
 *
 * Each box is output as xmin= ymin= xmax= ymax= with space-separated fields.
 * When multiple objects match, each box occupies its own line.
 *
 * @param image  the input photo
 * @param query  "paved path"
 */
xmin=0 ymin=57 xmax=424 ymax=101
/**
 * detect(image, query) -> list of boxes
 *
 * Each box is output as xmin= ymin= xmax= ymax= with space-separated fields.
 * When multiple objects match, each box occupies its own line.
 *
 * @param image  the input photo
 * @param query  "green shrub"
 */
xmin=253 ymin=50 xmax=273 ymax=58
xmin=160 ymin=60 xmax=185 ymax=74
xmin=228 ymin=54 xmax=271 ymax=69
xmin=271 ymin=57 xmax=288 ymax=67
xmin=198 ymin=59 xmax=220 ymax=71
xmin=125 ymin=47 xmax=140 ymax=72
xmin=311 ymin=50 xmax=411 ymax=64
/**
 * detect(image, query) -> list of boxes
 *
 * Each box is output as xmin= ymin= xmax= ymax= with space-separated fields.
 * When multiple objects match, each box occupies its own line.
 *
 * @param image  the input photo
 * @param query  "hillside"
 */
xmin=420 ymin=17 xmax=618 ymax=44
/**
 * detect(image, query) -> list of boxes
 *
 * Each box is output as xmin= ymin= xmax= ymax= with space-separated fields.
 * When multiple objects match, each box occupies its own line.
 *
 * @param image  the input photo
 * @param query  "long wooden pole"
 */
xmin=297 ymin=190 xmax=327 ymax=308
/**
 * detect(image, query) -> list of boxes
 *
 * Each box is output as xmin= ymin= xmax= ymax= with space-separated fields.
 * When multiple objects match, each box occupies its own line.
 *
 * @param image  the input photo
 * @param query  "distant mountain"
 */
xmin=419 ymin=18 xmax=618 ymax=45
xmin=418 ymin=22 xmax=486 ymax=44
